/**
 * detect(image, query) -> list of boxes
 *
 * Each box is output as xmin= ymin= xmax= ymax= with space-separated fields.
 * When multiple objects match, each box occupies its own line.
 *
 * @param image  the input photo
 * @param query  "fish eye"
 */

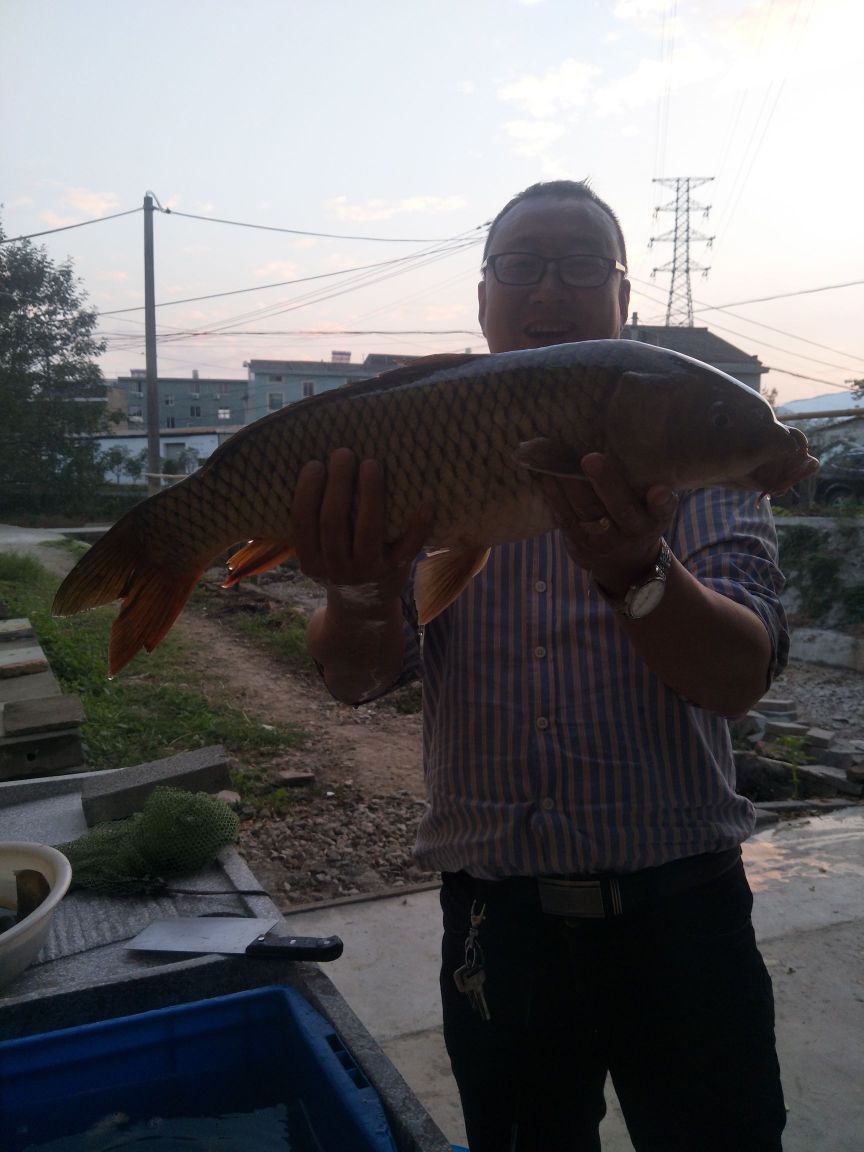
xmin=710 ymin=402 xmax=731 ymax=430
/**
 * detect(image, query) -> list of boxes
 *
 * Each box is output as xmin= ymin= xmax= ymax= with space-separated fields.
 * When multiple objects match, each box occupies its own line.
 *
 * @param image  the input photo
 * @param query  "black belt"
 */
xmin=453 ymin=847 xmax=741 ymax=920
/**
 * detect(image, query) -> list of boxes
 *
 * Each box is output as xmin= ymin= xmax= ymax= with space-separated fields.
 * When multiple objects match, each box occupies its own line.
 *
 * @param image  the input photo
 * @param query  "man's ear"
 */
xmin=478 ymin=278 xmax=488 ymax=337
xmin=618 ymin=277 xmax=631 ymax=329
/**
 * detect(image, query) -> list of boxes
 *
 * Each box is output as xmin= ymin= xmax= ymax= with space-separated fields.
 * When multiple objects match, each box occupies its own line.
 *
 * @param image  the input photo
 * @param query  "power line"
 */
xmin=691 ymin=278 xmax=864 ymax=312
xmin=97 ymin=236 xmax=482 ymax=317
xmin=161 ymin=207 xmax=489 ymax=244
xmin=0 ymin=208 xmax=142 ymax=245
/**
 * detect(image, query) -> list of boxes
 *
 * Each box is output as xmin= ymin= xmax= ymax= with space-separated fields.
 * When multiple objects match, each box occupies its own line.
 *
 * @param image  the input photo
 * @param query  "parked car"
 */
xmin=775 ymin=444 xmax=864 ymax=508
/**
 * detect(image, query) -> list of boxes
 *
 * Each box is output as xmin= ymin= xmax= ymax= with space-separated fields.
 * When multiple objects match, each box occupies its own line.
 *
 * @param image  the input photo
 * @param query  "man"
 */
xmin=297 ymin=180 xmax=787 ymax=1151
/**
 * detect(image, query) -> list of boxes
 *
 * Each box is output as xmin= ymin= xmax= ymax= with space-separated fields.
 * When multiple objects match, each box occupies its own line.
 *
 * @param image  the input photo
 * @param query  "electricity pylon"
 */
xmin=649 ymin=177 xmax=714 ymax=326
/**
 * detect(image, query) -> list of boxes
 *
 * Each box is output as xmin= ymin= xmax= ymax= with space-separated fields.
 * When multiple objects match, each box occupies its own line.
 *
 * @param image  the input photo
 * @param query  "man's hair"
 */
xmin=482 ymin=179 xmax=628 ymax=269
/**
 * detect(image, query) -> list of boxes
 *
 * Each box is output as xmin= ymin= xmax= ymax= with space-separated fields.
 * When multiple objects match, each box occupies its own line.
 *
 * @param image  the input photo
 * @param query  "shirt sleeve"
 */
xmin=669 ymin=487 xmax=790 ymax=684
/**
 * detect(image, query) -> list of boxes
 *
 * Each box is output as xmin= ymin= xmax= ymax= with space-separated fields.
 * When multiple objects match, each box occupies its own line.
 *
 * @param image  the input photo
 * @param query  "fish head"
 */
xmin=603 ymin=353 xmax=820 ymax=496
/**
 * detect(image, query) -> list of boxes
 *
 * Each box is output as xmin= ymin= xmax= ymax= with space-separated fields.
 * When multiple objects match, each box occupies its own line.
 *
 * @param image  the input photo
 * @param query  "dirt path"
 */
xmin=173 ymin=609 xmax=425 ymax=799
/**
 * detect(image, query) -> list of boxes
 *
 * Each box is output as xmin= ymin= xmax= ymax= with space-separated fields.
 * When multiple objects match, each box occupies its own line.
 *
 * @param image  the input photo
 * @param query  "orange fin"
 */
xmin=415 ymin=546 xmax=491 ymax=624
xmin=514 ymin=437 xmax=591 ymax=477
xmin=108 ymin=560 xmax=207 ymax=677
xmin=224 ymin=539 xmax=295 ymax=587
xmin=52 ymin=516 xmax=209 ymax=677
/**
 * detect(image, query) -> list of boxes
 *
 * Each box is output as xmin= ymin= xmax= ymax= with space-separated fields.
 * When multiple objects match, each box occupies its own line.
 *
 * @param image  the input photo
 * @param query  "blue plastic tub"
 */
xmin=0 ymin=985 xmax=397 ymax=1151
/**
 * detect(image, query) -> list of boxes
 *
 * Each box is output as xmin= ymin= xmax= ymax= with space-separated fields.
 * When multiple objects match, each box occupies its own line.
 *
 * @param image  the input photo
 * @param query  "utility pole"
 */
xmin=143 ymin=192 xmax=161 ymax=496
xmin=649 ymin=177 xmax=714 ymax=326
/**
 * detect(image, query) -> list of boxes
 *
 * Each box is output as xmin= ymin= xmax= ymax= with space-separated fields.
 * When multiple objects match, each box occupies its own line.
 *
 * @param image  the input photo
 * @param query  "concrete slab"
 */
xmin=281 ymin=809 xmax=864 ymax=1151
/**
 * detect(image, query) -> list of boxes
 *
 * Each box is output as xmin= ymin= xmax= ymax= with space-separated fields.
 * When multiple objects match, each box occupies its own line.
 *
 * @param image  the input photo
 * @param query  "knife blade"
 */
xmin=127 ymin=917 xmax=344 ymax=961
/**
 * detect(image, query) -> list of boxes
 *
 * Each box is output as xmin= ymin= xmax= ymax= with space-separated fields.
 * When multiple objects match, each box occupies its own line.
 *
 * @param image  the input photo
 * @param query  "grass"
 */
xmin=0 ymin=552 xmax=306 ymax=775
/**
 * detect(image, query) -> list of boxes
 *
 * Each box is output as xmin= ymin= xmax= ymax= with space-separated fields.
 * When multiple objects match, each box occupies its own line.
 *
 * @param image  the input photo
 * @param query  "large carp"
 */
xmin=52 ymin=340 xmax=817 ymax=674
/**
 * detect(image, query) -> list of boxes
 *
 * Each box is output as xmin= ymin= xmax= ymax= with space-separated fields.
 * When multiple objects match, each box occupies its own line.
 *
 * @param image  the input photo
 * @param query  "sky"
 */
xmin=2 ymin=0 xmax=863 ymax=406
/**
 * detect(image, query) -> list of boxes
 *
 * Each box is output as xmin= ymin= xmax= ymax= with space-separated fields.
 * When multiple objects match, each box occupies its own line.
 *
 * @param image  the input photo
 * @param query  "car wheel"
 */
xmin=825 ymin=486 xmax=854 ymax=507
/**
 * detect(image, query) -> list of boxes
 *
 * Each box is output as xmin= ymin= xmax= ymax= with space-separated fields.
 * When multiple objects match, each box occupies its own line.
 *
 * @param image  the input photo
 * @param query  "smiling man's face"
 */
xmin=478 ymin=195 xmax=631 ymax=354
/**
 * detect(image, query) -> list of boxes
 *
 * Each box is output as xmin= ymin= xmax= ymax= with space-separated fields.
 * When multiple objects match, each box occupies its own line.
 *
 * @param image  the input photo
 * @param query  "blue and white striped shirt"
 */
xmin=400 ymin=487 xmax=788 ymax=878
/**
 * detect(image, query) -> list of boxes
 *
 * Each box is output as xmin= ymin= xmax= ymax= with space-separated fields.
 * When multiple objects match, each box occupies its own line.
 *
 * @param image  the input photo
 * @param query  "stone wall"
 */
xmin=774 ymin=514 xmax=864 ymax=670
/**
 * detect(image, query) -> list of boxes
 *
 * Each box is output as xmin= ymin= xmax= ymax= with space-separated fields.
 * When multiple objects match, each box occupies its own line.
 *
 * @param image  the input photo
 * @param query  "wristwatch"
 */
xmin=593 ymin=539 xmax=673 ymax=619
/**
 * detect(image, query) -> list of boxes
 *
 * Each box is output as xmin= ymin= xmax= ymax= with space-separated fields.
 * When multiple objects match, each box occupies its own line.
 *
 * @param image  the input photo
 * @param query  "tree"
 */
xmin=0 ymin=217 xmax=108 ymax=515
xmin=850 ymin=378 xmax=863 ymax=401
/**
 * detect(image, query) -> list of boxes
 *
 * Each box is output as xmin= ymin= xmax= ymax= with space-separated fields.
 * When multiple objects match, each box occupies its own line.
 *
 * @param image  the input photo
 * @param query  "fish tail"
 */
xmin=223 ymin=539 xmax=295 ymax=588
xmin=52 ymin=516 xmax=209 ymax=677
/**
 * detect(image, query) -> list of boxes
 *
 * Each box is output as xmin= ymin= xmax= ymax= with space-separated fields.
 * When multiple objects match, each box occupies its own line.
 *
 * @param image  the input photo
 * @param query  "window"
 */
xmin=218 ymin=381 xmax=230 ymax=395
xmin=128 ymin=404 xmax=143 ymax=421
xmin=271 ymin=375 xmax=284 ymax=383
xmin=166 ymin=416 xmax=176 ymax=429
xmin=268 ymin=392 xmax=283 ymax=411
xmin=217 ymin=408 xmax=231 ymax=420
xmin=302 ymin=381 xmax=315 ymax=398
xmin=164 ymin=393 xmax=174 ymax=407
xmin=190 ymin=405 xmax=201 ymax=418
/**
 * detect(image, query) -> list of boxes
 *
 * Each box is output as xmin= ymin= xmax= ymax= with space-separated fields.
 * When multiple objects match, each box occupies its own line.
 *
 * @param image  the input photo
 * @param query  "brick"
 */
xmin=0 ymin=669 xmax=61 ymax=705
xmin=0 ymin=728 xmax=84 ymax=781
xmin=805 ymin=727 xmax=835 ymax=748
xmin=820 ymin=746 xmax=857 ymax=771
xmin=756 ymin=698 xmax=798 ymax=716
xmin=277 ymin=768 xmax=315 ymax=787
xmin=764 ymin=719 xmax=809 ymax=738
xmin=80 ymin=744 xmax=232 ymax=825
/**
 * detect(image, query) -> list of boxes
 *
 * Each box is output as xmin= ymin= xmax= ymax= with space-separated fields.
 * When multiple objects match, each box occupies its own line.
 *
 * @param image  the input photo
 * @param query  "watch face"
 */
xmin=626 ymin=577 xmax=666 ymax=618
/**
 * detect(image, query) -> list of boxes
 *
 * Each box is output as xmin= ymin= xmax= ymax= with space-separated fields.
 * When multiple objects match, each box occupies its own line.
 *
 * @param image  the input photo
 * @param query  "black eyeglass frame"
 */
xmin=481 ymin=252 xmax=627 ymax=288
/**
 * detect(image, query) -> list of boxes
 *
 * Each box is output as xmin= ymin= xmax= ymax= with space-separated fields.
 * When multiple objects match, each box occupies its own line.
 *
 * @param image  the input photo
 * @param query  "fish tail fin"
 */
xmin=223 ymin=539 xmax=295 ymax=588
xmin=52 ymin=517 xmax=208 ymax=676
xmin=108 ymin=559 xmax=207 ymax=677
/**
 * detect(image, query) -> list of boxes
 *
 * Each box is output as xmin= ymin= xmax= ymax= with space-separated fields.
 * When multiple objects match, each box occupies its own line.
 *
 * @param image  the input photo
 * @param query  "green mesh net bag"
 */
xmin=58 ymin=786 xmax=240 ymax=895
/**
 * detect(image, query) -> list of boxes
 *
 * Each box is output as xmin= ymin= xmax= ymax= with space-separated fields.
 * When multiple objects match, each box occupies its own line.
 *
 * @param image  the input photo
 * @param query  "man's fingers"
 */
xmin=319 ymin=449 xmax=358 ymax=577
xmin=292 ymin=459 xmax=327 ymax=576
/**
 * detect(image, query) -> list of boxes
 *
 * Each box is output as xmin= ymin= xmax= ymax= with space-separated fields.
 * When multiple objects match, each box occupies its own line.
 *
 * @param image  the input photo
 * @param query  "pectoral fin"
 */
xmin=224 ymin=539 xmax=296 ymax=587
xmin=514 ymin=438 xmax=589 ymax=477
xmin=415 ymin=546 xmax=492 ymax=624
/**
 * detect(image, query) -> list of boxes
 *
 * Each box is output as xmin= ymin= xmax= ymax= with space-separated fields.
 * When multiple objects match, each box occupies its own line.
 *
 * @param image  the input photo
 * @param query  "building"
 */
xmin=111 ymin=370 xmax=247 ymax=431
xmin=243 ymin=350 xmax=418 ymax=422
xmin=621 ymin=320 xmax=768 ymax=393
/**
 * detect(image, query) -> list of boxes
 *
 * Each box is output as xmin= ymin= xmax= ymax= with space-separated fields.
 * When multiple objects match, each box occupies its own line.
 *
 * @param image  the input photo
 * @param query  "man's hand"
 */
xmin=294 ymin=448 xmax=432 ymax=605
xmin=536 ymin=452 xmax=678 ymax=596
xmin=297 ymin=449 xmax=433 ymax=705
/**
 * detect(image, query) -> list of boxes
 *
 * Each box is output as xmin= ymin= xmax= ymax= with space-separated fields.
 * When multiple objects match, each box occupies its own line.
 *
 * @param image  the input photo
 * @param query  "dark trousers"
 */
xmin=440 ymin=858 xmax=785 ymax=1152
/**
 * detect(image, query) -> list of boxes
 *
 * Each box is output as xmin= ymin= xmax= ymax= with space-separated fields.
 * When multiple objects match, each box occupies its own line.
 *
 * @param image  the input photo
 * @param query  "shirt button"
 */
xmin=534 ymin=646 xmax=546 ymax=659
xmin=536 ymin=716 xmax=549 ymax=730
xmin=534 ymin=580 xmax=547 ymax=593
xmin=541 ymin=797 xmax=555 ymax=811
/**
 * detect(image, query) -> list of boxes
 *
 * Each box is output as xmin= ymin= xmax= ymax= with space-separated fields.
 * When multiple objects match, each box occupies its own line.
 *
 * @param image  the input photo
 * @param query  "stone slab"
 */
xmin=0 ymin=618 xmax=34 ymax=644
xmin=805 ymin=727 xmax=835 ymax=748
xmin=2 ymin=694 xmax=85 ymax=737
xmin=0 ymin=669 xmax=61 ymax=704
xmin=80 ymin=744 xmax=232 ymax=825
xmin=0 ymin=645 xmax=48 ymax=678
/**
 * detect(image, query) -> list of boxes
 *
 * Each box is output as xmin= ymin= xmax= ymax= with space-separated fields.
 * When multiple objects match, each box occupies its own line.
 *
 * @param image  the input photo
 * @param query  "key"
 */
xmin=454 ymin=963 xmax=491 ymax=1021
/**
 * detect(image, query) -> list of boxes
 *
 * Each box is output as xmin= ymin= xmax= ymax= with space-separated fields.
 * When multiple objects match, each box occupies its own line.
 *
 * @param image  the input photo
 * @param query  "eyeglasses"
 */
xmin=481 ymin=252 xmax=627 ymax=288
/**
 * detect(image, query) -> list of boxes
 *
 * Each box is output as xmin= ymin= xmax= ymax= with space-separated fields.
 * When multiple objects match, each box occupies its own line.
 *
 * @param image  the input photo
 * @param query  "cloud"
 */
xmin=325 ymin=195 xmax=467 ymax=222
xmin=454 ymin=80 xmax=475 ymax=96
xmin=253 ymin=260 xmax=299 ymax=280
xmin=501 ymin=120 xmax=567 ymax=157
xmin=497 ymin=58 xmax=600 ymax=118
xmin=38 ymin=185 xmax=121 ymax=227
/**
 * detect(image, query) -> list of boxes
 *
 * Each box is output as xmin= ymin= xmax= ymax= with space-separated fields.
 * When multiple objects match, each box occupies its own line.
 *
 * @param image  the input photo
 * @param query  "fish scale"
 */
xmin=52 ymin=340 xmax=817 ymax=675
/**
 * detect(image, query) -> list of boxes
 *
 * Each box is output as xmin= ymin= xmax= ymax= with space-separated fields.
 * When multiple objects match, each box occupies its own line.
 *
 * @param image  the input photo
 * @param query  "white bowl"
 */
xmin=0 ymin=842 xmax=72 ymax=992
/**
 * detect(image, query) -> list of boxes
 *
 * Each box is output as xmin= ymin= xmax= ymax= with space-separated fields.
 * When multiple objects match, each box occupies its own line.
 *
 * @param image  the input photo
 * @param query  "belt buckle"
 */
xmin=537 ymin=877 xmax=607 ymax=918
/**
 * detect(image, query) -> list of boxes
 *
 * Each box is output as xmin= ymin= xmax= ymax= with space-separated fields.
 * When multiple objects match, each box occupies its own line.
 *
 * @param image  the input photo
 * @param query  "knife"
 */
xmin=127 ymin=917 xmax=344 ymax=961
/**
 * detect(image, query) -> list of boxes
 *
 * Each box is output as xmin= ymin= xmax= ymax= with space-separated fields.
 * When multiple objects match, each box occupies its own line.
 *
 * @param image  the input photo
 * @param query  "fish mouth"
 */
xmin=748 ymin=426 xmax=820 ymax=497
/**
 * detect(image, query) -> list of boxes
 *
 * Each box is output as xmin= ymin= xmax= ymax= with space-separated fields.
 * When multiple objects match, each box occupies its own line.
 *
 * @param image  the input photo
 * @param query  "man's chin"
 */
xmin=521 ymin=331 xmax=581 ymax=348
